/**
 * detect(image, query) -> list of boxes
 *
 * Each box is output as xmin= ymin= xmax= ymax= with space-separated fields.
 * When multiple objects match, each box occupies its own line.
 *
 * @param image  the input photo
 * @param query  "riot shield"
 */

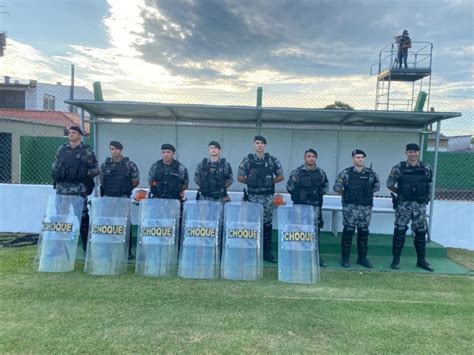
xmin=84 ymin=197 xmax=130 ymax=275
xmin=135 ymin=198 xmax=180 ymax=277
xmin=178 ymin=200 xmax=222 ymax=279
xmin=221 ymin=202 xmax=263 ymax=281
xmin=278 ymin=205 xmax=320 ymax=284
xmin=34 ymin=195 xmax=84 ymax=272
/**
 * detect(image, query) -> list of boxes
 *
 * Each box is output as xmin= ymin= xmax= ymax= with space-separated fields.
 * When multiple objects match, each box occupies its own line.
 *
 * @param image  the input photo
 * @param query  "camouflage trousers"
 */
xmin=395 ymin=201 xmax=427 ymax=231
xmin=56 ymin=192 xmax=89 ymax=250
xmin=199 ymin=195 xmax=228 ymax=204
xmin=248 ymin=194 xmax=274 ymax=224
xmin=56 ymin=182 xmax=87 ymax=197
xmin=197 ymin=195 xmax=227 ymax=227
xmin=342 ymin=204 xmax=372 ymax=229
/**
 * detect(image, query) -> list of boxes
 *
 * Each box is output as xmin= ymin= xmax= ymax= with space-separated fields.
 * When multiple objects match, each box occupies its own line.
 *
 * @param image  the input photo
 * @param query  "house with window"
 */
xmin=0 ymin=76 xmax=93 ymax=113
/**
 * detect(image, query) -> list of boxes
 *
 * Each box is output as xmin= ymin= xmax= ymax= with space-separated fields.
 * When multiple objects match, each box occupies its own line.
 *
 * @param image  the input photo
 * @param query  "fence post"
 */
xmin=256 ymin=87 xmax=263 ymax=135
xmin=428 ymin=120 xmax=441 ymax=239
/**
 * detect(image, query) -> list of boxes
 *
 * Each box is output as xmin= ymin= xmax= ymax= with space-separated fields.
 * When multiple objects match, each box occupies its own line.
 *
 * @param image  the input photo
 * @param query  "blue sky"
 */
xmin=3 ymin=0 xmax=109 ymax=52
xmin=0 ymin=0 xmax=472 ymax=111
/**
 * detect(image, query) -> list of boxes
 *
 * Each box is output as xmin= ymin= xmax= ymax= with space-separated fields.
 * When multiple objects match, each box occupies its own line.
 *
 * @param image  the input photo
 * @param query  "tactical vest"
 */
xmin=150 ymin=160 xmax=181 ymax=199
xmin=54 ymin=144 xmax=89 ymax=184
xmin=246 ymin=153 xmax=274 ymax=195
xmin=291 ymin=168 xmax=325 ymax=206
xmin=199 ymin=158 xmax=227 ymax=199
xmin=102 ymin=157 xmax=132 ymax=197
xmin=342 ymin=168 xmax=375 ymax=206
xmin=398 ymin=162 xmax=430 ymax=202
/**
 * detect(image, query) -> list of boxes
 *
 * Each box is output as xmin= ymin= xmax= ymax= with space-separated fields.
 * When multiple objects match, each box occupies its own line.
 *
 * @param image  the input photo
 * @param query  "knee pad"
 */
xmin=358 ymin=227 xmax=369 ymax=235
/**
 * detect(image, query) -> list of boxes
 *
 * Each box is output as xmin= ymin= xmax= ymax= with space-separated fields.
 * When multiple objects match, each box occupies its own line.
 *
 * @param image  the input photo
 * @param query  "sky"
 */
xmin=0 ymin=0 xmax=472 ymax=112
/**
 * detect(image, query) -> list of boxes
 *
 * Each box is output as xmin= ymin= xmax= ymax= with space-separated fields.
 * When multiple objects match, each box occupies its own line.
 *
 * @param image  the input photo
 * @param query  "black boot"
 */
xmin=414 ymin=230 xmax=434 ymax=272
xmin=391 ymin=228 xmax=406 ymax=270
xmin=356 ymin=228 xmax=373 ymax=269
xmin=128 ymin=232 xmax=134 ymax=260
xmin=341 ymin=227 xmax=354 ymax=268
xmin=80 ymin=210 xmax=90 ymax=253
xmin=317 ymin=229 xmax=327 ymax=267
xmin=263 ymin=223 xmax=277 ymax=263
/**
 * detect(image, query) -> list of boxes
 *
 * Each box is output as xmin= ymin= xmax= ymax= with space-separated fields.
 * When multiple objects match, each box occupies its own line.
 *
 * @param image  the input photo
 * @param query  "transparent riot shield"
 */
xmin=84 ymin=197 xmax=130 ymax=275
xmin=221 ymin=202 xmax=263 ymax=281
xmin=135 ymin=198 xmax=180 ymax=277
xmin=278 ymin=205 xmax=320 ymax=284
xmin=178 ymin=200 xmax=222 ymax=279
xmin=34 ymin=195 xmax=84 ymax=272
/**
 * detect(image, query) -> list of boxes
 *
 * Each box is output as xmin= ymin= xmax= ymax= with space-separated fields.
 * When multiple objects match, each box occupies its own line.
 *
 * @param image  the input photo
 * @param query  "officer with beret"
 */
xmin=287 ymin=149 xmax=329 ymax=267
xmin=100 ymin=141 xmax=140 ymax=259
xmin=237 ymin=136 xmax=284 ymax=263
xmin=51 ymin=126 xmax=99 ymax=251
xmin=194 ymin=141 xmax=234 ymax=203
xmin=148 ymin=144 xmax=189 ymax=200
xmin=100 ymin=141 xmax=140 ymax=198
xmin=387 ymin=143 xmax=434 ymax=271
xmin=333 ymin=149 xmax=380 ymax=268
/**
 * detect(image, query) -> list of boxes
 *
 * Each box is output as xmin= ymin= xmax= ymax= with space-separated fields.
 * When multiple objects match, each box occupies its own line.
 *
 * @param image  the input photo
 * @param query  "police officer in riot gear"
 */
xmin=51 ymin=126 xmax=99 ymax=252
xmin=334 ymin=149 xmax=380 ymax=268
xmin=287 ymin=149 xmax=329 ymax=267
xmin=387 ymin=143 xmax=434 ymax=272
xmin=148 ymin=144 xmax=189 ymax=200
xmin=100 ymin=140 xmax=139 ymax=259
xmin=194 ymin=141 xmax=233 ymax=202
xmin=100 ymin=141 xmax=139 ymax=197
xmin=237 ymin=136 xmax=284 ymax=263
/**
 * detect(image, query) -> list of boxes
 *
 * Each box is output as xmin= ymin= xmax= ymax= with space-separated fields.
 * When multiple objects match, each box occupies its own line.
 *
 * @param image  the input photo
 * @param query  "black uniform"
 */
xmin=51 ymin=142 xmax=99 ymax=251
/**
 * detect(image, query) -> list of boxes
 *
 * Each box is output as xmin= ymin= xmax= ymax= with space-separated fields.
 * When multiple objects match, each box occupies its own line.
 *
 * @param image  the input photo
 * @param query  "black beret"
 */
xmin=109 ymin=140 xmax=123 ymax=150
xmin=161 ymin=143 xmax=176 ymax=152
xmin=254 ymin=135 xmax=267 ymax=144
xmin=352 ymin=149 xmax=366 ymax=157
xmin=68 ymin=126 xmax=83 ymax=136
xmin=208 ymin=141 xmax=221 ymax=149
xmin=406 ymin=143 xmax=420 ymax=151
xmin=305 ymin=148 xmax=318 ymax=157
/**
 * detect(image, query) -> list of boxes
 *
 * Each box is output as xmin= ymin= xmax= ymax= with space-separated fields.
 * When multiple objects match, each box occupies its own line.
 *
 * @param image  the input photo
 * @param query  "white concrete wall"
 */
xmin=1 ymin=184 xmax=472 ymax=250
xmin=95 ymin=122 xmax=420 ymax=196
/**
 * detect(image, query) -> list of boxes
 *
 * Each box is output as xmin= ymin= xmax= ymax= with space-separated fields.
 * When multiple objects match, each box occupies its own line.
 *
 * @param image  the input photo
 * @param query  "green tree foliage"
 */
xmin=324 ymin=101 xmax=354 ymax=110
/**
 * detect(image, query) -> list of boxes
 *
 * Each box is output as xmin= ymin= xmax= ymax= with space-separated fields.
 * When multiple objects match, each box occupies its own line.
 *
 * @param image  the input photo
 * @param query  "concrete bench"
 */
xmin=321 ymin=195 xmax=395 ymax=235
xmin=183 ymin=191 xmax=396 ymax=236
xmin=131 ymin=190 xmax=425 ymax=236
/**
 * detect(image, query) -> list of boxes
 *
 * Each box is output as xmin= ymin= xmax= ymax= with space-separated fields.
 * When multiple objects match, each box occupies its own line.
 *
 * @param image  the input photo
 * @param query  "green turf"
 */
xmin=81 ymin=230 xmax=468 ymax=275
xmin=1 ymin=245 xmax=473 ymax=354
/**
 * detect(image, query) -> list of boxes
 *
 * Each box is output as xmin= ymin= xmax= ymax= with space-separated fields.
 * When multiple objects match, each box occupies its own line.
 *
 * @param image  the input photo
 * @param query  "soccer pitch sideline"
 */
xmin=1 ymin=246 xmax=472 ymax=354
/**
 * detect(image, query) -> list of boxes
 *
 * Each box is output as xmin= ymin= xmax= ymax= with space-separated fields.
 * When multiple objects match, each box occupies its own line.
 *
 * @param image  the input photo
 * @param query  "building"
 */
xmin=0 ymin=76 xmax=93 ymax=113
xmin=427 ymin=133 xmax=473 ymax=152
xmin=0 ymin=109 xmax=89 ymax=183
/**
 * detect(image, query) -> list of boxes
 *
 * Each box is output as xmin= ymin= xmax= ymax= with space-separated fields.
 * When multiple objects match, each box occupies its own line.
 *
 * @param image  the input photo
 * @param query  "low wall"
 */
xmin=0 ymin=184 xmax=472 ymax=250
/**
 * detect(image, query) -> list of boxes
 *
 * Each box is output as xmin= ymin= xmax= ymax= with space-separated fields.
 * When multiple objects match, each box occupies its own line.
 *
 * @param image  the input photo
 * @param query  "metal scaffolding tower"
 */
xmin=371 ymin=41 xmax=433 ymax=111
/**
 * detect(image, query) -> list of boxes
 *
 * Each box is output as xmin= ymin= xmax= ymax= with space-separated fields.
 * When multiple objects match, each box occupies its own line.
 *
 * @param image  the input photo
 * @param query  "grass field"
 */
xmin=1 ymin=245 xmax=473 ymax=354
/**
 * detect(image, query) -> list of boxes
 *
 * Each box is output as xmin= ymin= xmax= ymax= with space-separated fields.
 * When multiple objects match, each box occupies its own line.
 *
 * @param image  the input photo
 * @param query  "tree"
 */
xmin=324 ymin=101 xmax=354 ymax=110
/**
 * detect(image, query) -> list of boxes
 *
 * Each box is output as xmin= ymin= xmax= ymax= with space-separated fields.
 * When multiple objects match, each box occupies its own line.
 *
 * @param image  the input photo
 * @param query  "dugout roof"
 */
xmin=65 ymin=100 xmax=461 ymax=130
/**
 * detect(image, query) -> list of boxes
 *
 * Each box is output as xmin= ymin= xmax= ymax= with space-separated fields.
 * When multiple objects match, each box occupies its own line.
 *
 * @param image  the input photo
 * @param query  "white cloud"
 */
xmin=1 ymin=39 xmax=69 ymax=83
xmin=1 ymin=0 xmax=472 ymax=112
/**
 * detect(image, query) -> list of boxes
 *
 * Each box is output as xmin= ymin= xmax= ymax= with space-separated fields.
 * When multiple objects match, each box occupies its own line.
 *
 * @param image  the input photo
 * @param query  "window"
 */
xmin=43 ymin=94 xmax=55 ymax=111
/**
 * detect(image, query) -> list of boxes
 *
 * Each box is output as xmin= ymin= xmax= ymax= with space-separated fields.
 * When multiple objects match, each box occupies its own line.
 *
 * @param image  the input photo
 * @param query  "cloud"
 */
xmin=1 ymin=39 xmax=70 ymax=83
xmin=2 ymin=0 xmax=472 ymax=108
xmin=129 ymin=0 xmax=473 ymax=87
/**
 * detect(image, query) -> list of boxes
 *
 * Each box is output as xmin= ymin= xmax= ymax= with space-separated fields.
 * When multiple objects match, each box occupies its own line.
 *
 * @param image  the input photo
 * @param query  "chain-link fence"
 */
xmin=0 ymin=84 xmax=472 ymax=201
